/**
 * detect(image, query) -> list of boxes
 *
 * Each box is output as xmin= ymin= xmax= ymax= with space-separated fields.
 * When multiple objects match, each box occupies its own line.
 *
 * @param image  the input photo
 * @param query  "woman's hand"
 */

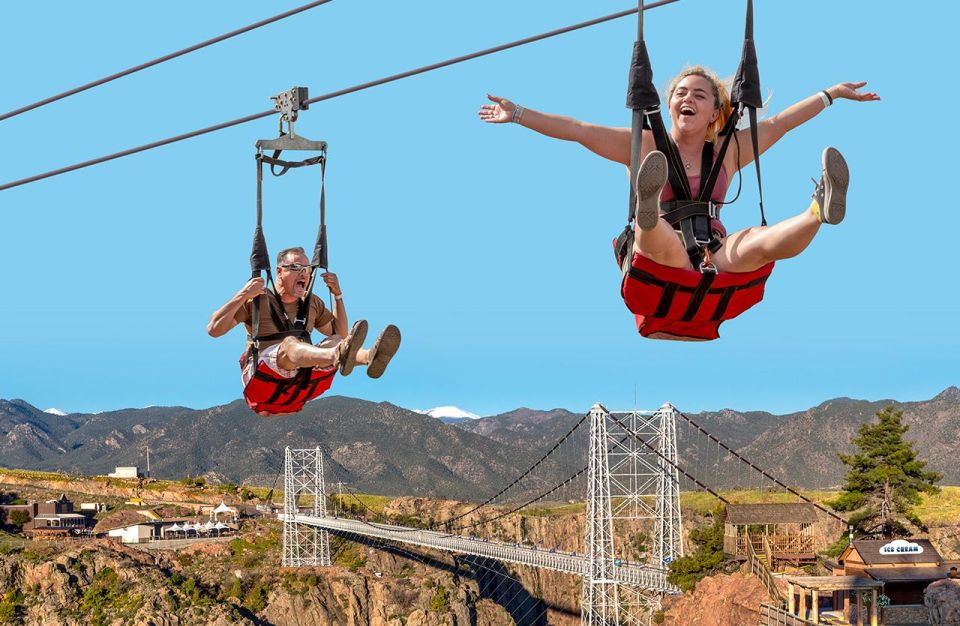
xmin=827 ymin=81 xmax=880 ymax=103
xmin=478 ymin=94 xmax=516 ymax=124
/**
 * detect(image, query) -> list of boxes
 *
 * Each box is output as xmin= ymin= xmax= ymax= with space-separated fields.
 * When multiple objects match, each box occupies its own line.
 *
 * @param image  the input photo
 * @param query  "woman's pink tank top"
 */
xmin=660 ymin=164 xmax=729 ymax=238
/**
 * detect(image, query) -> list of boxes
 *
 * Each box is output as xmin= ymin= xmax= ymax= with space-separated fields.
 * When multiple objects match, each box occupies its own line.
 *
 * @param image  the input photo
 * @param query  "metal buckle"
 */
xmin=699 ymin=260 xmax=718 ymax=274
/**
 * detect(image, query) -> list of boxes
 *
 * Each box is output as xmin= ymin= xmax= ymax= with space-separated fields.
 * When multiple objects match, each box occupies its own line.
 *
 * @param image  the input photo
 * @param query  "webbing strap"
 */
xmin=681 ymin=270 xmax=717 ymax=321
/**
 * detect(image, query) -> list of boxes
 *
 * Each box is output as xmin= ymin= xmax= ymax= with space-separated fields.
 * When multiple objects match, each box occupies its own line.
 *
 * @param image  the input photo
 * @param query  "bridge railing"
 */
xmin=290 ymin=514 xmax=682 ymax=594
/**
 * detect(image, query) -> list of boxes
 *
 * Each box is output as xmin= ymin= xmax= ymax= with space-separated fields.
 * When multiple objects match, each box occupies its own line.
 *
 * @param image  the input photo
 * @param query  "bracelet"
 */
xmin=819 ymin=90 xmax=833 ymax=107
xmin=334 ymin=294 xmax=343 ymax=301
xmin=512 ymin=104 xmax=525 ymax=124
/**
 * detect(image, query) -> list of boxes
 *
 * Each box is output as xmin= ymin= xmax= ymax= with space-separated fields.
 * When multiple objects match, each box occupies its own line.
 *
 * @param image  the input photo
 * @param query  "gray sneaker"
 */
xmin=336 ymin=320 xmax=368 ymax=376
xmin=813 ymin=147 xmax=849 ymax=225
xmin=634 ymin=150 xmax=668 ymax=231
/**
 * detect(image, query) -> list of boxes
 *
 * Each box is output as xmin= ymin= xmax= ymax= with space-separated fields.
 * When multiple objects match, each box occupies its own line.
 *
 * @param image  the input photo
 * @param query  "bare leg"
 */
xmin=276 ymin=336 xmax=338 ymax=371
xmin=632 ymin=219 xmax=695 ymax=271
xmin=713 ymin=201 xmax=821 ymax=273
xmin=356 ymin=349 xmax=371 ymax=365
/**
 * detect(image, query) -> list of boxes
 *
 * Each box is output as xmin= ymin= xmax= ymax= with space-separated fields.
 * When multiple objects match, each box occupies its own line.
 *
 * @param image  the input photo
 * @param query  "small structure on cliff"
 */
xmin=835 ymin=539 xmax=960 ymax=606
xmin=723 ymin=503 xmax=820 ymax=568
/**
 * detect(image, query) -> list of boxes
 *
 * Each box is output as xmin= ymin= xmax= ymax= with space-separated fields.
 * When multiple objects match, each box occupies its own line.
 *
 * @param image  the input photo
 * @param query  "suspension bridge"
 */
xmin=276 ymin=402 xmax=845 ymax=625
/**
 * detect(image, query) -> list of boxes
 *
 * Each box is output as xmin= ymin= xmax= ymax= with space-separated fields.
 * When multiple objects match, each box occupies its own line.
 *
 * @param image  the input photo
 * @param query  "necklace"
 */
xmin=683 ymin=158 xmax=692 ymax=170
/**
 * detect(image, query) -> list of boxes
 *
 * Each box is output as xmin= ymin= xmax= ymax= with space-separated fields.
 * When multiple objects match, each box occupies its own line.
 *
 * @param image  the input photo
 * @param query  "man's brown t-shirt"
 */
xmin=235 ymin=294 xmax=334 ymax=350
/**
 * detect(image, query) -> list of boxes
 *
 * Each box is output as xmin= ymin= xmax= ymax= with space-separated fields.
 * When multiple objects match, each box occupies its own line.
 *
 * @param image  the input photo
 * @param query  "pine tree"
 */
xmin=829 ymin=406 xmax=941 ymax=537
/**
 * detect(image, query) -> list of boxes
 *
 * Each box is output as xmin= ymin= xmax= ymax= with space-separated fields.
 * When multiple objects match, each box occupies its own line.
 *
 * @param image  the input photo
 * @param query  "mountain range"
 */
xmin=2 ymin=387 xmax=957 ymax=500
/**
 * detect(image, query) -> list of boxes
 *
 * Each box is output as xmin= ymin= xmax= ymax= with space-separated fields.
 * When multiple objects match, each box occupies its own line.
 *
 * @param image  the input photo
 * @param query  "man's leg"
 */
xmin=276 ymin=336 xmax=337 ymax=370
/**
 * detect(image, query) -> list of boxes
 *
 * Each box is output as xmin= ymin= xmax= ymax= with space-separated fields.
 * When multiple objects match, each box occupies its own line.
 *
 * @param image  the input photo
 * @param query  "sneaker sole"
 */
xmin=366 ymin=325 xmax=401 ymax=379
xmin=635 ymin=151 xmax=668 ymax=231
xmin=821 ymin=147 xmax=849 ymax=225
xmin=339 ymin=320 xmax=368 ymax=376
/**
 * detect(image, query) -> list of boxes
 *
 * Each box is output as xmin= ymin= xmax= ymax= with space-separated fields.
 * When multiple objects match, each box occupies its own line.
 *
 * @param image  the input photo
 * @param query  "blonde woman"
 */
xmin=479 ymin=67 xmax=879 ymax=273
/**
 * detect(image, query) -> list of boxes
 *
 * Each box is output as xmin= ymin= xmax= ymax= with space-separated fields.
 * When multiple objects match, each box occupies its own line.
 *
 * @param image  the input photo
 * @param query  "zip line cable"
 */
xmin=0 ymin=0 xmax=335 ymax=123
xmin=0 ymin=0 xmax=680 ymax=193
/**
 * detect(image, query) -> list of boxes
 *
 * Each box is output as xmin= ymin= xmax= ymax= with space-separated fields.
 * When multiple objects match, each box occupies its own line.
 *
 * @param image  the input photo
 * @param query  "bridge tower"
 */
xmin=582 ymin=404 xmax=621 ymax=625
xmin=585 ymin=403 xmax=684 ymax=625
xmin=282 ymin=447 xmax=331 ymax=567
xmin=655 ymin=403 xmax=684 ymax=568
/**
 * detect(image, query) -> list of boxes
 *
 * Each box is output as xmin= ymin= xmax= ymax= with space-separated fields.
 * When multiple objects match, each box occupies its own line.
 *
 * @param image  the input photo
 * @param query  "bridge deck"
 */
xmin=286 ymin=514 xmax=680 ymax=594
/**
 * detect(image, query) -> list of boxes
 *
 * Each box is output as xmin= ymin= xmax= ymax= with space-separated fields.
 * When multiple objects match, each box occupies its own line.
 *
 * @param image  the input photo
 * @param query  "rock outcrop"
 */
xmin=925 ymin=578 xmax=960 ymax=625
xmin=660 ymin=572 xmax=768 ymax=626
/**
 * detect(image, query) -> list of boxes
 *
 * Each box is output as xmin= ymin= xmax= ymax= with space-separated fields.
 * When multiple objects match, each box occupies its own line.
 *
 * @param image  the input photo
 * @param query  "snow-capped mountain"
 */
xmin=43 ymin=408 xmax=68 ymax=416
xmin=414 ymin=405 xmax=482 ymax=424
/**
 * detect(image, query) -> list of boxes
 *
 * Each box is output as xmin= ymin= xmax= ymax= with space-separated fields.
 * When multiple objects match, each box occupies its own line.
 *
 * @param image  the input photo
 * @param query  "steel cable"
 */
xmin=0 ymin=0 xmax=681 ymax=193
xmin=0 ymin=0 xmax=335 ymax=122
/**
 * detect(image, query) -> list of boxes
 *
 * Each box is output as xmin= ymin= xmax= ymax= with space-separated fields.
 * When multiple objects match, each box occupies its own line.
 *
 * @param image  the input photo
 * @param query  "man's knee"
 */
xmin=276 ymin=336 xmax=302 ymax=370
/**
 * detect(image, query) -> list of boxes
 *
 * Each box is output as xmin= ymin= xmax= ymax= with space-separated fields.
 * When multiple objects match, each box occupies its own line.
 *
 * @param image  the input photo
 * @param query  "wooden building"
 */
xmin=723 ymin=503 xmax=819 ymax=568
xmin=835 ymin=539 xmax=958 ymax=606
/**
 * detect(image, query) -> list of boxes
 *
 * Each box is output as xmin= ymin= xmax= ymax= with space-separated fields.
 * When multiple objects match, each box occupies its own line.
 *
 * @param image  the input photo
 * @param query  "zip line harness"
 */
xmin=242 ymin=87 xmax=336 ymax=414
xmin=616 ymin=0 xmax=774 ymax=341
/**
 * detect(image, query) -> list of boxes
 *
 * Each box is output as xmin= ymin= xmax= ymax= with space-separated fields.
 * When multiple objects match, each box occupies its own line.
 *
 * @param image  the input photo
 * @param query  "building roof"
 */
xmin=847 ymin=539 xmax=942 ymax=565
xmin=785 ymin=575 xmax=884 ymax=591
xmin=864 ymin=566 xmax=956 ymax=583
xmin=725 ymin=503 xmax=819 ymax=525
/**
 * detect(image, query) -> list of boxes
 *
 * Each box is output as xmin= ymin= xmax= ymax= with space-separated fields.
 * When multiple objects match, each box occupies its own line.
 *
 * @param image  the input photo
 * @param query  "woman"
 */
xmin=479 ymin=66 xmax=879 ymax=274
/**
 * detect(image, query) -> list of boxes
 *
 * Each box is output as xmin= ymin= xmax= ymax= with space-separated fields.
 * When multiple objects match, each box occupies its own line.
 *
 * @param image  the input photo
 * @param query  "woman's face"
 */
xmin=669 ymin=74 xmax=719 ymax=136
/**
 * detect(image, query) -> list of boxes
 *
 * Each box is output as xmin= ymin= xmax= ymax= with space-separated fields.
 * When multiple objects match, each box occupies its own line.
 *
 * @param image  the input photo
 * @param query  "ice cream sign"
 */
xmin=879 ymin=540 xmax=923 ymax=555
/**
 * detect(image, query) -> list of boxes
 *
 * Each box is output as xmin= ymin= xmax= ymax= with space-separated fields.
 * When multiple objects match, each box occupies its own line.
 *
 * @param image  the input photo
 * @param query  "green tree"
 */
xmin=667 ymin=506 xmax=726 ymax=592
xmin=828 ymin=407 xmax=941 ymax=537
xmin=7 ymin=510 xmax=29 ymax=530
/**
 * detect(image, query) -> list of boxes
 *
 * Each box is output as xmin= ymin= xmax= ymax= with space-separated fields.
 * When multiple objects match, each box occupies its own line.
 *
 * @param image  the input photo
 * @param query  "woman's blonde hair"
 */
xmin=666 ymin=66 xmax=732 ymax=143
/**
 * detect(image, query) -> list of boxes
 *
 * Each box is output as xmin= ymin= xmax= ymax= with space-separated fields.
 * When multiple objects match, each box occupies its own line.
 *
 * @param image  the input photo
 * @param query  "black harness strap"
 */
xmin=681 ymin=270 xmax=717 ymax=321
xmin=623 ymin=0 xmax=766 ymax=274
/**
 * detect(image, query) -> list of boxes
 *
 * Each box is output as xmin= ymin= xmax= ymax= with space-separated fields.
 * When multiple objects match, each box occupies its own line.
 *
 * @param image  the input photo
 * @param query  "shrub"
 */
xmin=429 ymin=585 xmax=450 ymax=613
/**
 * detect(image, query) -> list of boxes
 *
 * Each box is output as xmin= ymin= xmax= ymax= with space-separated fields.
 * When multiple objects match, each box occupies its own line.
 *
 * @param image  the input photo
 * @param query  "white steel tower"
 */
xmin=282 ymin=446 xmax=331 ymax=567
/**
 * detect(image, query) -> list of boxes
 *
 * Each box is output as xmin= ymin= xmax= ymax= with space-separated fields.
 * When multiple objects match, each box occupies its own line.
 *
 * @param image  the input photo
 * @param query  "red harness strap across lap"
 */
xmin=621 ymin=252 xmax=774 ymax=341
xmin=239 ymin=352 xmax=336 ymax=415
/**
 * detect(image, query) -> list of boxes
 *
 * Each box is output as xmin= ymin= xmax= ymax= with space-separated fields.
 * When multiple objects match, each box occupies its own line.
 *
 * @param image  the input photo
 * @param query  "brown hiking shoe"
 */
xmin=335 ymin=320 xmax=368 ymax=376
xmin=366 ymin=325 xmax=401 ymax=379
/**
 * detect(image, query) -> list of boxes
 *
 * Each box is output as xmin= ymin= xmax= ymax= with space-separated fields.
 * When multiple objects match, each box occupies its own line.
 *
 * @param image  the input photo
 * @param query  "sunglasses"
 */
xmin=278 ymin=263 xmax=312 ymax=273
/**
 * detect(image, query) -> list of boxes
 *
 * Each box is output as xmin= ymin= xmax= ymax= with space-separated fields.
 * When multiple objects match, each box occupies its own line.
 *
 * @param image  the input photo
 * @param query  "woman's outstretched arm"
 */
xmin=731 ymin=81 xmax=880 ymax=170
xmin=479 ymin=94 xmax=637 ymax=166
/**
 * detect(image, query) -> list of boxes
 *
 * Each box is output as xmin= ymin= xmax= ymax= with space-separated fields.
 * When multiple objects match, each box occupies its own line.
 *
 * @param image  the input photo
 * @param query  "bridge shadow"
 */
xmin=331 ymin=531 xmax=576 ymax=625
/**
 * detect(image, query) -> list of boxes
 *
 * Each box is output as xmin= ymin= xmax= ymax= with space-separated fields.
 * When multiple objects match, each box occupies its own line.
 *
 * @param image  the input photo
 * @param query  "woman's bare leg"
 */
xmin=632 ymin=220 xmax=694 ymax=270
xmin=713 ymin=202 xmax=821 ymax=273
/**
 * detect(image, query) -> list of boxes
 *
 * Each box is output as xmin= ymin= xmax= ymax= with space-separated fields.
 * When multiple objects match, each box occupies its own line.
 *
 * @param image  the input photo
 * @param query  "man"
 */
xmin=207 ymin=247 xmax=401 ymax=416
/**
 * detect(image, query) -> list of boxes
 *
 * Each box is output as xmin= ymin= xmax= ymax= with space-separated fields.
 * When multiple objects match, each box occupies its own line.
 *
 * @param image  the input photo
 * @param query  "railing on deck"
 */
xmin=738 ymin=533 xmax=816 ymax=557
xmin=746 ymin=534 xmax=785 ymax=606
xmin=758 ymin=603 xmax=818 ymax=626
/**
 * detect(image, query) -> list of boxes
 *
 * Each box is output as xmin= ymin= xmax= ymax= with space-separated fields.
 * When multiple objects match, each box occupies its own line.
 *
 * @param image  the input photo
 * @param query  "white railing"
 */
xmin=287 ymin=514 xmax=680 ymax=594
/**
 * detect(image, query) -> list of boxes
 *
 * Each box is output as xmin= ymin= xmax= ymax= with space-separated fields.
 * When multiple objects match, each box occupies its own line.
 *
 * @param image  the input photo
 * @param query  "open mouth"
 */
xmin=295 ymin=278 xmax=308 ymax=292
xmin=679 ymin=105 xmax=696 ymax=117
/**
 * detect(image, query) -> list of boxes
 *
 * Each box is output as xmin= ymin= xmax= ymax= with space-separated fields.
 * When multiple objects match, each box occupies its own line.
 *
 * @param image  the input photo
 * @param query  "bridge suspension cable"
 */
xmin=677 ymin=411 xmax=847 ymax=524
xmin=0 ymin=0 xmax=335 ymax=123
xmin=439 ymin=411 xmax=589 ymax=528
xmin=0 ymin=0 xmax=680 ymax=193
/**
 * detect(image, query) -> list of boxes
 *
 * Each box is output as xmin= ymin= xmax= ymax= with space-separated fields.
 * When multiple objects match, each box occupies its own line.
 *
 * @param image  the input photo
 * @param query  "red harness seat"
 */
xmin=621 ymin=252 xmax=774 ymax=341
xmin=239 ymin=352 xmax=336 ymax=415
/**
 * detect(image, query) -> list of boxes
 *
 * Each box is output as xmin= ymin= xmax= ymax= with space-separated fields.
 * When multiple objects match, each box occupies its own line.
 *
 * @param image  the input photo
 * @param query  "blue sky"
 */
xmin=1 ymin=1 xmax=956 ymax=417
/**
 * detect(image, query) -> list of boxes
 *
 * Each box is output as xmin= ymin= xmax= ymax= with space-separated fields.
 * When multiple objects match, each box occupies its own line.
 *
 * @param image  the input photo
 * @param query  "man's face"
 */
xmin=275 ymin=252 xmax=312 ymax=300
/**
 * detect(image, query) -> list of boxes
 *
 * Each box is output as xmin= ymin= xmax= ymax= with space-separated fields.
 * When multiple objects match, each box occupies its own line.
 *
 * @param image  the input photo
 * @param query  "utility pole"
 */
xmin=145 ymin=446 xmax=151 ymax=479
